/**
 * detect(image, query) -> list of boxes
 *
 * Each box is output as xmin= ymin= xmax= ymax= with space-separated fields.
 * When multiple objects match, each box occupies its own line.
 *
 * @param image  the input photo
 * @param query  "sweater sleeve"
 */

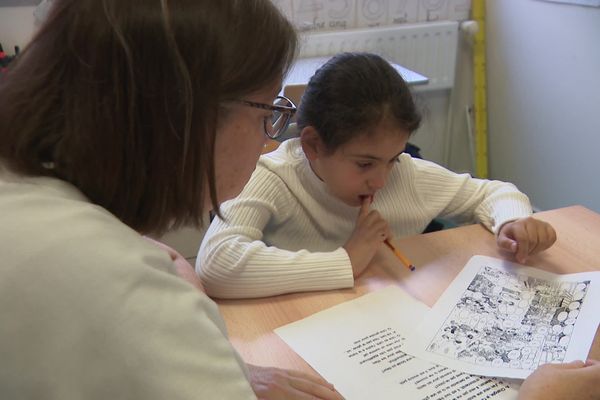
xmin=197 ymin=166 xmax=354 ymax=299
xmin=411 ymin=158 xmax=532 ymax=234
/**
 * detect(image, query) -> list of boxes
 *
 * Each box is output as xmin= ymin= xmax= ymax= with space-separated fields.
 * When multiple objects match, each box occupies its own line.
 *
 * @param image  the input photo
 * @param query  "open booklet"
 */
xmin=275 ymin=285 xmax=521 ymax=400
xmin=275 ymin=255 xmax=600 ymax=399
xmin=403 ymin=255 xmax=600 ymax=379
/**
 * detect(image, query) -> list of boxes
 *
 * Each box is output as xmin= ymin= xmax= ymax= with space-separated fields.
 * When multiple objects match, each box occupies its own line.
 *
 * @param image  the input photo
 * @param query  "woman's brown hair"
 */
xmin=0 ymin=0 xmax=297 ymax=234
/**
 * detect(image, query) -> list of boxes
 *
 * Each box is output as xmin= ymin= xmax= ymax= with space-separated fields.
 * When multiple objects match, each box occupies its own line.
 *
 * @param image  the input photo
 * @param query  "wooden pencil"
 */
xmin=384 ymin=239 xmax=416 ymax=272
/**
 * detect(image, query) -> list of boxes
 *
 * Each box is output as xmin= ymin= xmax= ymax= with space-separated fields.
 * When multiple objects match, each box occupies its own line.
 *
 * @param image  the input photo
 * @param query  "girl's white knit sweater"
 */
xmin=197 ymin=138 xmax=532 ymax=299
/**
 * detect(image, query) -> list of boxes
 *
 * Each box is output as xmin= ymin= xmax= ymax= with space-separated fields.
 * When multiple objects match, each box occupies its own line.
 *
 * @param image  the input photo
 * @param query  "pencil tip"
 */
xmin=410 ymin=265 xmax=416 ymax=271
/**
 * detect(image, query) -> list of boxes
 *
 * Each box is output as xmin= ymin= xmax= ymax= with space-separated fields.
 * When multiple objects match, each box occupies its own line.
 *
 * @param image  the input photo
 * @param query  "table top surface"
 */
xmin=217 ymin=205 xmax=600 ymax=374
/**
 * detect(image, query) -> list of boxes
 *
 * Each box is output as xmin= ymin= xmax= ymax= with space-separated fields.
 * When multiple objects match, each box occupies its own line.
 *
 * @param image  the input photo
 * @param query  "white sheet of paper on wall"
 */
xmin=293 ymin=0 xmax=357 ymax=32
xmin=417 ymin=0 xmax=449 ymax=22
xmin=356 ymin=0 xmax=389 ymax=28
xmin=272 ymin=0 xmax=294 ymax=22
xmin=447 ymin=0 xmax=471 ymax=20
xmin=387 ymin=0 xmax=420 ymax=25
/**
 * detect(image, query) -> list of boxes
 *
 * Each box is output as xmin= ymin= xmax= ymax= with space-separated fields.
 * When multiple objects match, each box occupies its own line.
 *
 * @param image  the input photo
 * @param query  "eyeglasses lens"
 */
xmin=266 ymin=97 xmax=293 ymax=139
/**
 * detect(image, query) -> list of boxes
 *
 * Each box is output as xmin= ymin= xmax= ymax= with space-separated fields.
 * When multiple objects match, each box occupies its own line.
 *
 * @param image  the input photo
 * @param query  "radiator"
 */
xmin=297 ymin=20 xmax=459 ymax=91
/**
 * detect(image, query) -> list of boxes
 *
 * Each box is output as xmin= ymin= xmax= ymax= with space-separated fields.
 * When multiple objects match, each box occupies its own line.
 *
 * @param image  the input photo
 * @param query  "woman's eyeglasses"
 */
xmin=234 ymin=95 xmax=297 ymax=139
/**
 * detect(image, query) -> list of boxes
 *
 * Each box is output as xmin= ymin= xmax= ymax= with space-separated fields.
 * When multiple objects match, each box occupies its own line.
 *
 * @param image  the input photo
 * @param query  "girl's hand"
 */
xmin=497 ymin=217 xmax=557 ymax=263
xmin=248 ymin=364 xmax=344 ymax=400
xmin=343 ymin=196 xmax=391 ymax=277
xmin=518 ymin=360 xmax=600 ymax=400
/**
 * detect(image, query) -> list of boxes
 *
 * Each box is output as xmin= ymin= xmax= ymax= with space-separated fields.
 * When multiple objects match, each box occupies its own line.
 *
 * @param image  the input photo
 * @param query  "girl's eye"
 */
xmin=356 ymin=162 xmax=373 ymax=169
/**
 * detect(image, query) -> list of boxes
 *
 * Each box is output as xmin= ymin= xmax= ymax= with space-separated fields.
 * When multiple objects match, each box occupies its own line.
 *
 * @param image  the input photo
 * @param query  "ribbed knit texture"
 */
xmin=197 ymin=138 xmax=532 ymax=299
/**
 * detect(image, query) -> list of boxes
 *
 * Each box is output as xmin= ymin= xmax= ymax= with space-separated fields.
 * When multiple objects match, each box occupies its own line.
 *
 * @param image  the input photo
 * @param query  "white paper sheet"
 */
xmin=405 ymin=256 xmax=600 ymax=379
xmin=275 ymin=286 xmax=519 ymax=400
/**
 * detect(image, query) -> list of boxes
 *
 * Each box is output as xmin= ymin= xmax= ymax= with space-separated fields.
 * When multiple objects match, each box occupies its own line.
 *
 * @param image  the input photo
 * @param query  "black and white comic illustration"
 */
xmin=427 ymin=265 xmax=590 ymax=370
xmin=406 ymin=256 xmax=600 ymax=379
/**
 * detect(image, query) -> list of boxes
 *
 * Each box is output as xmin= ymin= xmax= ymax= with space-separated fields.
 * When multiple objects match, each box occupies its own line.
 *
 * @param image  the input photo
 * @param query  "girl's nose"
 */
xmin=368 ymin=171 xmax=387 ymax=190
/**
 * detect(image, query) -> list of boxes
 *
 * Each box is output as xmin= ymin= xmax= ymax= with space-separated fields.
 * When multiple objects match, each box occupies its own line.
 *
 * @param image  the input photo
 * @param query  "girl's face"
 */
xmin=307 ymin=119 xmax=410 ymax=207
xmin=211 ymin=83 xmax=281 ymax=206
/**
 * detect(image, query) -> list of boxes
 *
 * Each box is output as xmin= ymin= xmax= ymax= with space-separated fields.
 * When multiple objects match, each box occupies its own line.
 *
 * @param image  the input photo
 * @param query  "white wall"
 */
xmin=486 ymin=0 xmax=600 ymax=213
xmin=410 ymin=90 xmax=450 ymax=164
xmin=0 ymin=6 xmax=37 ymax=54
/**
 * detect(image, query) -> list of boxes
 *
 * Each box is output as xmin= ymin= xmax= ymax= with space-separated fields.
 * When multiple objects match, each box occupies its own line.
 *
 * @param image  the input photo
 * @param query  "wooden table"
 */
xmin=218 ymin=205 xmax=600 ymax=374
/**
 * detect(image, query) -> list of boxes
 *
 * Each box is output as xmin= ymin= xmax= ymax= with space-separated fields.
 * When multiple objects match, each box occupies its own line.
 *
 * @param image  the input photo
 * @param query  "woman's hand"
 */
xmin=518 ymin=359 xmax=600 ymax=400
xmin=497 ymin=217 xmax=557 ymax=263
xmin=247 ymin=364 xmax=344 ymax=400
xmin=143 ymin=236 xmax=205 ymax=293
xmin=343 ymin=196 xmax=391 ymax=277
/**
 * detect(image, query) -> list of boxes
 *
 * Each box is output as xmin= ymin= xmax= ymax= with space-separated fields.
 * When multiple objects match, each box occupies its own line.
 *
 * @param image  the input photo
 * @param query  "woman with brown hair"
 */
xmin=0 ymin=0 xmax=341 ymax=398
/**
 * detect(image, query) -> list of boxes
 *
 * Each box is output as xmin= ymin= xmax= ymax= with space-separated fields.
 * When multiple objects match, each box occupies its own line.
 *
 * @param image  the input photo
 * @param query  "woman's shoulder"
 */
xmin=0 ymin=174 xmax=231 ymax=344
xmin=0 ymin=175 xmax=177 ymax=284
xmin=0 ymin=177 xmax=252 ymax=396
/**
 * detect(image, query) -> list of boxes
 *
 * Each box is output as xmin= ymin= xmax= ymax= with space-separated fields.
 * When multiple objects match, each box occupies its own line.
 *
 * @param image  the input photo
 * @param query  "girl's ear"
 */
xmin=300 ymin=126 xmax=324 ymax=161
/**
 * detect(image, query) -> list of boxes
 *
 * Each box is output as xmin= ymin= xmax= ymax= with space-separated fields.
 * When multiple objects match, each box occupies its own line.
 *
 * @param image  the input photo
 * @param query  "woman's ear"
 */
xmin=300 ymin=126 xmax=323 ymax=161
